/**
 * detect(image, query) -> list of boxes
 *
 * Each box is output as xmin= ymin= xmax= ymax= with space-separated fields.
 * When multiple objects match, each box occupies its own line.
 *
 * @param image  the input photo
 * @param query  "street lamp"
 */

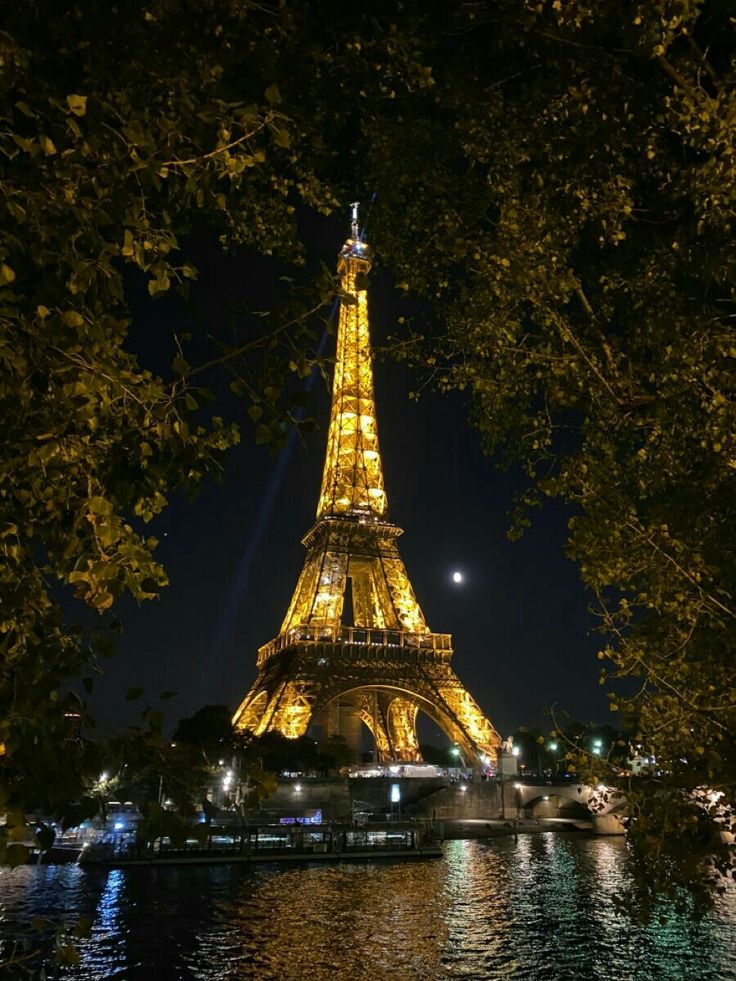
xmin=592 ymin=738 xmax=603 ymax=757
xmin=548 ymin=741 xmax=559 ymax=777
xmin=390 ymin=783 xmax=401 ymax=821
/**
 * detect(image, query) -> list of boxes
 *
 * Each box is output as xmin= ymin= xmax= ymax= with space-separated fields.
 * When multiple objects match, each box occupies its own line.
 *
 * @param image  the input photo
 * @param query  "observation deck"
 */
xmin=257 ymin=625 xmax=453 ymax=668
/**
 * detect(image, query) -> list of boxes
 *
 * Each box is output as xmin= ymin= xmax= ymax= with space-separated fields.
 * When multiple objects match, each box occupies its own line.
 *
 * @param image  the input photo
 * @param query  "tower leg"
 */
xmin=233 ymin=650 xmax=501 ymax=767
xmin=354 ymin=689 xmax=391 ymax=761
xmin=386 ymin=696 xmax=421 ymax=761
xmin=336 ymin=702 xmax=363 ymax=760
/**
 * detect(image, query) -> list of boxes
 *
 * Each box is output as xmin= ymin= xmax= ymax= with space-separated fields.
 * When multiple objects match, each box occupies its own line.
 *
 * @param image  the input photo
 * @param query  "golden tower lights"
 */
xmin=233 ymin=206 xmax=500 ymax=766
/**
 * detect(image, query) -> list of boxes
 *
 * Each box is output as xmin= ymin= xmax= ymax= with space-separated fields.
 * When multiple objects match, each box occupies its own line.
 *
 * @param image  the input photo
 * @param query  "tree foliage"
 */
xmin=173 ymin=704 xmax=233 ymax=764
xmin=356 ymin=0 xmax=736 ymax=908
xmin=0 ymin=0 xmax=335 ymax=825
xmin=2 ymin=0 xmax=736 ymax=911
xmin=240 ymin=730 xmax=353 ymax=776
xmin=0 ymin=0 xmax=429 ymax=827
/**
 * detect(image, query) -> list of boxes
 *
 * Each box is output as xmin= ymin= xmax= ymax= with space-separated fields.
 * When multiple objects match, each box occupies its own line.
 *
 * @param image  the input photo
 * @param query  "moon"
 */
xmin=452 ymin=571 xmax=464 ymax=584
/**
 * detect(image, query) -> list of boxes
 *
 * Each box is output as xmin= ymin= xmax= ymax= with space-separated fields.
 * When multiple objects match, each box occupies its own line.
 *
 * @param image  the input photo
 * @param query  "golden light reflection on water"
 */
xmin=2 ymin=837 xmax=736 ymax=980
xmin=190 ymin=861 xmax=452 ymax=980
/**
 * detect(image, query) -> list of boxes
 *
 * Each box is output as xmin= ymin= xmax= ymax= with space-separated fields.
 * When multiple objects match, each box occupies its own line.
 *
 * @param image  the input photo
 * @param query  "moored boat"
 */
xmin=80 ymin=821 xmax=442 ymax=867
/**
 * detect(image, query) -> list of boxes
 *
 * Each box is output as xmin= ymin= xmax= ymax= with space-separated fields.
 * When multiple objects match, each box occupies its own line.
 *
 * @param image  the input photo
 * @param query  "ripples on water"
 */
xmin=1 ymin=835 xmax=735 ymax=980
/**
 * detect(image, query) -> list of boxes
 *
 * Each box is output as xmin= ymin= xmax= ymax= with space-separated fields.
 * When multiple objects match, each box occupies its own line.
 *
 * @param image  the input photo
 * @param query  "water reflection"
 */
xmin=80 ymin=868 xmax=127 ymax=977
xmin=190 ymin=862 xmax=451 ymax=980
xmin=1 ymin=836 xmax=735 ymax=979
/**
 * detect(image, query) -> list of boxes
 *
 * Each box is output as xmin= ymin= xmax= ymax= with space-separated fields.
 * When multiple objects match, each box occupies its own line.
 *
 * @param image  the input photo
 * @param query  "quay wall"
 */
xmin=258 ymin=779 xmax=353 ymax=821
xmin=258 ymin=778 xmax=590 ymax=822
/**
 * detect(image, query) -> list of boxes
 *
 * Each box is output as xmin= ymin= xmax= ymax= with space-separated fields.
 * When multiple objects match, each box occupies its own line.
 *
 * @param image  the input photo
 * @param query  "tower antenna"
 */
xmin=350 ymin=201 xmax=360 ymax=241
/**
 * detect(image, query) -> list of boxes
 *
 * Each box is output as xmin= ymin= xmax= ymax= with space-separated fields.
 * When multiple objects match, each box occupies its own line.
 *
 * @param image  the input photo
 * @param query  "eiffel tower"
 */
xmin=233 ymin=205 xmax=501 ymax=766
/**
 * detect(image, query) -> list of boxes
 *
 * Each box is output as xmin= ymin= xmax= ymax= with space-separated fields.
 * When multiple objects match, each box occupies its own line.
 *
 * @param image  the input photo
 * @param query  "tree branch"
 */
xmin=162 ymin=118 xmax=271 ymax=168
xmin=186 ymin=299 xmax=330 ymax=379
xmin=656 ymin=55 xmax=698 ymax=100
xmin=623 ymin=521 xmax=736 ymax=622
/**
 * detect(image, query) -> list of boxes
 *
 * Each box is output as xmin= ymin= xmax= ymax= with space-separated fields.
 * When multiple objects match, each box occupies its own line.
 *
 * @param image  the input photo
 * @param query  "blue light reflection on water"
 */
xmin=1 ymin=836 xmax=735 ymax=980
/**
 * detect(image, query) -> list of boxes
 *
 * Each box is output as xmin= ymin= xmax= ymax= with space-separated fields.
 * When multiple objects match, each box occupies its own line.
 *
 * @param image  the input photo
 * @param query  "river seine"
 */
xmin=1 ymin=835 xmax=735 ymax=979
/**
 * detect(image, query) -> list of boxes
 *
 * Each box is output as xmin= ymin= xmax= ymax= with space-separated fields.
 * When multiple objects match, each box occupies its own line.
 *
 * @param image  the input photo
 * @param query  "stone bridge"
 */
xmin=394 ymin=778 xmax=594 ymax=821
xmin=258 ymin=777 xmax=605 ymax=823
xmin=509 ymin=781 xmax=592 ymax=818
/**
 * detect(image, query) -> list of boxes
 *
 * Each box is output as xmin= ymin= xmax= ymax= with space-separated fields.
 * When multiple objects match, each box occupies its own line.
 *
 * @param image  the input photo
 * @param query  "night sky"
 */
xmin=91 ymin=212 xmax=606 ymax=741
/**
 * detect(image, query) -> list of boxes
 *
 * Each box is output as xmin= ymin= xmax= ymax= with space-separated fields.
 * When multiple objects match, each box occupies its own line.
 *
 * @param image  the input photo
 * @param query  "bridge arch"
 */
xmin=520 ymin=791 xmax=590 ymax=820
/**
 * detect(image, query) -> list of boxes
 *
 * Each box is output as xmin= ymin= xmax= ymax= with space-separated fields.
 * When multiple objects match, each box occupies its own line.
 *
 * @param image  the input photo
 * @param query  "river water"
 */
xmin=1 ymin=835 xmax=735 ymax=979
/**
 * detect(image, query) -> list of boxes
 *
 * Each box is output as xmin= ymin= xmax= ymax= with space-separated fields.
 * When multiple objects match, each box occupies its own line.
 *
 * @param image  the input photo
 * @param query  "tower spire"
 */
xmin=317 ymin=204 xmax=387 ymax=519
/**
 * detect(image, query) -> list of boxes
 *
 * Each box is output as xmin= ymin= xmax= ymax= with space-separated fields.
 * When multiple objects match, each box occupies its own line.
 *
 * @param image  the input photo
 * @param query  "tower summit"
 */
xmin=317 ymin=202 xmax=387 ymax=522
xmin=233 ymin=206 xmax=500 ymax=766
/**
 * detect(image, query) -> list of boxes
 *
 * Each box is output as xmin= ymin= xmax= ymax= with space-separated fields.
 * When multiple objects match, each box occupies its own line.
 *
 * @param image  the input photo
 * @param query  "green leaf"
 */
xmin=148 ymin=272 xmax=171 ymax=296
xmin=39 ymin=134 xmax=57 ymax=155
xmin=12 ymin=134 xmax=35 ymax=153
xmin=0 ymin=264 xmax=16 ymax=286
xmin=122 ymin=229 xmax=134 ymax=257
xmin=66 ymin=94 xmax=88 ymax=117
xmin=61 ymin=310 xmax=84 ymax=328
xmin=74 ymin=914 xmax=92 ymax=938
xmin=87 ymin=496 xmax=113 ymax=515
xmin=171 ymin=354 xmax=190 ymax=374
xmin=7 ymin=200 xmax=26 ymax=221
xmin=265 ymin=83 xmax=282 ymax=104
xmin=272 ymin=127 xmax=291 ymax=149
xmin=255 ymin=423 xmax=271 ymax=444
xmin=125 ymin=687 xmax=145 ymax=701
xmin=57 ymin=945 xmax=81 ymax=967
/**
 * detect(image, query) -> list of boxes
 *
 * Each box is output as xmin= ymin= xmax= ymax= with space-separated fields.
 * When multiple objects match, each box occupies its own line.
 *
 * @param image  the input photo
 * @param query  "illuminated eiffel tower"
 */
xmin=233 ymin=205 xmax=501 ymax=766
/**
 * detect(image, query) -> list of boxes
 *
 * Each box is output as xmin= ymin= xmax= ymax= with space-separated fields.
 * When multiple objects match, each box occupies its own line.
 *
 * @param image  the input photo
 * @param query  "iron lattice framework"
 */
xmin=233 ymin=207 xmax=501 ymax=766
